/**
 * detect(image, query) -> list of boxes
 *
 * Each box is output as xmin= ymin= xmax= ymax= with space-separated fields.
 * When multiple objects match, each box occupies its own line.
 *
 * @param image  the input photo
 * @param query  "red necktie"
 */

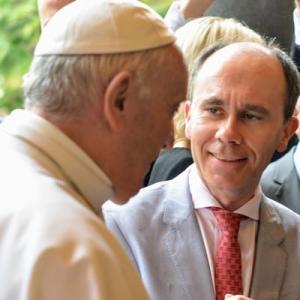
xmin=210 ymin=207 xmax=243 ymax=300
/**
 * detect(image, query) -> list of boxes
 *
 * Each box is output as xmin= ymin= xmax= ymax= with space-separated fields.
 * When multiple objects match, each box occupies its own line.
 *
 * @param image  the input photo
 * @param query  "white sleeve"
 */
xmin=23 ymin=243 xmax=148 ymax=300
xmin=294 ymin=9 xmax=300 ymax=46
xmin=164 ymin=1 xmax=187 ymax=32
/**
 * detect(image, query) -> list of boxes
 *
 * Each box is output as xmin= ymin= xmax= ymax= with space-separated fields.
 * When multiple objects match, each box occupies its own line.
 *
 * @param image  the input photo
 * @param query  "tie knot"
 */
xmin=209 ymin=207 xmax=242 ymax=238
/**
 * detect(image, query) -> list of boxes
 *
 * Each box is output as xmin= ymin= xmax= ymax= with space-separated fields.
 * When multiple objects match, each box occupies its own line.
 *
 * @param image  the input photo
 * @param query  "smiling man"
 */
xmin=186 ymin=42 xmax=297 ymax=211
xmin=103 ymin=41 xmax=300 ymax=300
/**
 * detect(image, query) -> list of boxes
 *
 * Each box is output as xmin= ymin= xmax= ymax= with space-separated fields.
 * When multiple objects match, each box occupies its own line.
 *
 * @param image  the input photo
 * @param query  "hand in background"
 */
xmin=295 ymin=0 xmax=300 ymax=18
xmin=38 ymin=0 xmax=74 ymax=27
xmin=180 ymin=0 xmax=215 ymax=19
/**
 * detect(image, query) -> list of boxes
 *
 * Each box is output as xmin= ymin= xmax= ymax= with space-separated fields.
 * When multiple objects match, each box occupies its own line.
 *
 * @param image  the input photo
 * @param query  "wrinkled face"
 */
xmin=114 ymin=46 xmax=187 ymax=202
xmin=186 ymin=45 xmax=296 ymax=207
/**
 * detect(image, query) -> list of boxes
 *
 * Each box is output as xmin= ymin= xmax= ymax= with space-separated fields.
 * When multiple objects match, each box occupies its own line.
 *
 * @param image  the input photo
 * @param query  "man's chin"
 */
xmin=110 ymin=186 xmax=141 ymax=205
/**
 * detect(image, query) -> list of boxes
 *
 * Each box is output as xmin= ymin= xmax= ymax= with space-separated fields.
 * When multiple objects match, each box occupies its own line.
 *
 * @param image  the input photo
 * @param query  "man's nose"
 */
xmin=215 ymin=116 xmax=242 ymax=145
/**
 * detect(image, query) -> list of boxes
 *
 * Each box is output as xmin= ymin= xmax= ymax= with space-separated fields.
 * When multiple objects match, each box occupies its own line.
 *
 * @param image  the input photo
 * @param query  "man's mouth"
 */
xmin=210 ymin=153 xmax=248 ymax=162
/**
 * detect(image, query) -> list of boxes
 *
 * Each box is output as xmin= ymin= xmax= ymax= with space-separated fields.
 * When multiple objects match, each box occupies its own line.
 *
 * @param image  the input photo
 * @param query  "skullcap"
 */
xmin=35 ymin=0 xmax=175 ymax=55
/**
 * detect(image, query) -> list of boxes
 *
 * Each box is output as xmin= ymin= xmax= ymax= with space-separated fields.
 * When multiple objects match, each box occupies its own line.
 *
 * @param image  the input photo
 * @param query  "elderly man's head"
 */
xmin=26 ymin=0 xmax=187 ymax=202
xmin=185 ymin=42 xmax=299 ymax=210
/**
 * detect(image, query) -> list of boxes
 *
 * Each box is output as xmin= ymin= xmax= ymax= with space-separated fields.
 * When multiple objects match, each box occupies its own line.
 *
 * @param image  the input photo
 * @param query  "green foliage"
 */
xmin=142 ymin=0 xmax=172 ymax=16
xmin=0 ymin=0 xmax=170 ymax=114
xmin=0 ymin=0 xmax=40 ymax=114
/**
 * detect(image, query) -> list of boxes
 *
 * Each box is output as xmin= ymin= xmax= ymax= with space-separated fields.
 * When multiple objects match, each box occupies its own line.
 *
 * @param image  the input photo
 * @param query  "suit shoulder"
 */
xmin=103 ymin=180 xmax=171 ymax=218
xmin=261 ymin=147 xmax=295 ymax=195
xmin=103 ymin=169 xmax=190 ymax=227
xmin=264 ymin=196 xmax=300 ymax=226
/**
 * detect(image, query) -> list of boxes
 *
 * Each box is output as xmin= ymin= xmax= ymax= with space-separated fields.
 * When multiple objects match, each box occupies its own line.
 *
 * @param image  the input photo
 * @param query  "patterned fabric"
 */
xmin=210 ymin=207 xmax=243 ymax=300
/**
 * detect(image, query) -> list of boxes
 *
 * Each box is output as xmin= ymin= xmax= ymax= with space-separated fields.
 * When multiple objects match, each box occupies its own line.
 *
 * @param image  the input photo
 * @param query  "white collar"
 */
xmin=189 ymin=164 xmax=261 ymax=220
xmin=1 ymin=109 xmax=114 ymax=215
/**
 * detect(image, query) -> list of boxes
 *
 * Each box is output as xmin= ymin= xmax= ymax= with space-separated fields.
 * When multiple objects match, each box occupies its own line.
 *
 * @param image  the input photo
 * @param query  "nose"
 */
xmin=215 ymin=116 xmax=242 ymax=145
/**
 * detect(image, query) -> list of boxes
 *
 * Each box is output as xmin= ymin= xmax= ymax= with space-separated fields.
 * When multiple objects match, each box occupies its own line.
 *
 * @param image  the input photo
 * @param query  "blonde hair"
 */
xmin=173 ymin=16 xmax=265 ymax=147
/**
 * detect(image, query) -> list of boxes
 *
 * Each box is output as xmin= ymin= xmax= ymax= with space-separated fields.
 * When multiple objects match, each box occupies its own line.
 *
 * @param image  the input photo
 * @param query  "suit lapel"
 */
xmin=281 ymin=169 xmax=300 ymax=214
xmin=162 ymin=169 xmax=215 ymax=300
xmin=250 ymin=196 xmax=287 ymax=300
xmin=270 ymin=148 xmax=300 ymax=213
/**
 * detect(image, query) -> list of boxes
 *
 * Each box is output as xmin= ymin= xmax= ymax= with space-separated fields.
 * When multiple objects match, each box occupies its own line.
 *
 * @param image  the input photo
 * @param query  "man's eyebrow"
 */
xmin=200 ymin=98 xmax=224 ymax=106
xmin=242 ymin=104 xmax=270 ymax=115
xmin=198 ymin=99 xmax=271 ymax=116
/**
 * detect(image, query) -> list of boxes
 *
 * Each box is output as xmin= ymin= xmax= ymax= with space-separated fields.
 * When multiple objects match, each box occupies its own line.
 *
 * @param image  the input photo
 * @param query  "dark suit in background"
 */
xmin=204 ymin=0 xmax=294 ymax=51
xmin=271 ymin=134 xmax=298 ymax=162
xmin=148 ymin=148 xmax=193 ymax=185
xmin=291 ymin=41 xmax=300 ymax=71
xmin=261 ymin=146 xmax=300 ymax=214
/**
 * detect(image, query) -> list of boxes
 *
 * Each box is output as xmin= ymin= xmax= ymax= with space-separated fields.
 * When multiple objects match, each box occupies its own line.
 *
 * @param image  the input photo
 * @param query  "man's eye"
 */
xmin=207 ymin=107 xmax=222 ymax=115
xmin=241 ymin=112 xmax=261 ymax=120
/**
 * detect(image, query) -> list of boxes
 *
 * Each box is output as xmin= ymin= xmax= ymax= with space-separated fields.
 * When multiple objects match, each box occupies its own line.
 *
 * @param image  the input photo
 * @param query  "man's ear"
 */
xmin=276 ymin=116 xmax=299 ymax=152
xmin=102 ymin=71 xmax=131 ymax=131
xmin=185 ymin=101 xmax=192 ymax=139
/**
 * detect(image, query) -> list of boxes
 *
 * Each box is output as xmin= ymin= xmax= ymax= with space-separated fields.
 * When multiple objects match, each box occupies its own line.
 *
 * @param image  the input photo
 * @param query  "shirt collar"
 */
xmin=293 ymin=144 xmax=300 ymax=179
xmin=189 ymin=164 xmax=261 ymax=220
xmin=1 ymin=109 xmax=114 ymax=215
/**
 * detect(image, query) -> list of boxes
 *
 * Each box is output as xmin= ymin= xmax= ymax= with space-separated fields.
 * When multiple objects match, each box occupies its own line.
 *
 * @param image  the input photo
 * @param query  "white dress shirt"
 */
xmin=188 ymin=164 xmax=260 ymax=297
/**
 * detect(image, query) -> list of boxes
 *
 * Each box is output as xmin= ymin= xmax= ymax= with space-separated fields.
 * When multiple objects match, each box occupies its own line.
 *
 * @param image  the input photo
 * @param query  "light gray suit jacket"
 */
xmin=103 ymin=167 xmax=300 ymax=300
xmin=261 ymin=146 xmax=300 ymax=214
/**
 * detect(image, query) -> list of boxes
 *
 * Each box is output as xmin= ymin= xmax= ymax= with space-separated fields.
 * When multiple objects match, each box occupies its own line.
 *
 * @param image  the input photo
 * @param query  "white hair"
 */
xmin=24 ymin=45 xmax=175 ymax=117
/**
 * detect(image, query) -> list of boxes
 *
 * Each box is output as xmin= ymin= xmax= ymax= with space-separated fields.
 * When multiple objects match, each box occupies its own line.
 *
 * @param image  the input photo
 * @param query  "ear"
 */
xmin=276 ymin=116 xmax=299 ymax=152
xmin=102 ymin=71 xmax=131 ymax=131
xmin=184 ymin=101 xmax=192 ymax=139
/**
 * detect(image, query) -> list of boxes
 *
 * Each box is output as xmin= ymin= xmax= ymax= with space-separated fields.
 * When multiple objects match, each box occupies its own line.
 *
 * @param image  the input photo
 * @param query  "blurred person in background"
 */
xmin=261 ymin=97 xmax=300 ymax=213
xmin=165 ymin=0 xmax=294 ymax=51
xmin=260 ymin=0 xmax=300 ymax=214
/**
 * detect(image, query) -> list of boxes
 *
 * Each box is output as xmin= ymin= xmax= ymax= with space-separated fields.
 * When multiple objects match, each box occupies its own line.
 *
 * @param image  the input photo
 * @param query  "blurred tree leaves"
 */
xmin=143 ymin=0 xmax=171 ymax=16
xmin=0 ymin=0 xmax=40 ymax=114
xmin=0 ymin=0 xmax=170 ymax=114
